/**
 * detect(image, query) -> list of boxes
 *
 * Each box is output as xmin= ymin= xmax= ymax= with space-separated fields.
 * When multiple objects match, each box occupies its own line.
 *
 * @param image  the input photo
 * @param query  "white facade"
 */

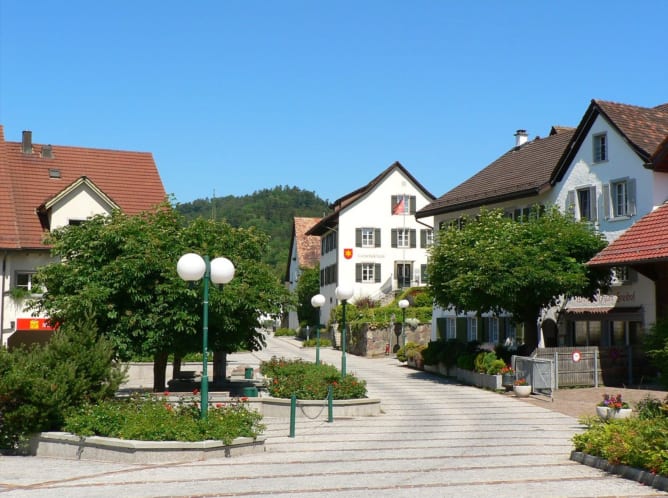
xmin=317 ymin=165 xmax=434 ymax=322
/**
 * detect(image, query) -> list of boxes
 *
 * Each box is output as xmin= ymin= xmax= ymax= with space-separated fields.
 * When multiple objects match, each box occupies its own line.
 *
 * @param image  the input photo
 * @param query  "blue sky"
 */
xmin=1 ymin=1 xmax=667 ymax=205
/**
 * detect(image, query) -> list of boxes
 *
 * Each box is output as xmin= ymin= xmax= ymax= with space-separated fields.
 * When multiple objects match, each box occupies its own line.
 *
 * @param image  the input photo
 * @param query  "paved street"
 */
xmin=0 ymin=335 xmax=665 ymax=497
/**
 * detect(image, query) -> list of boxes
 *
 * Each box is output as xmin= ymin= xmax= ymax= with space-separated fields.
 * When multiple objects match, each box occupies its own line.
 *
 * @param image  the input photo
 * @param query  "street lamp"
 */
xmin=311 ymin=294 xmax=326 ymax=366
xmin=177 ymin=253 xmax=235 ymax=419
xmin=398 ymin=299 xmax=409 ymax=349
xmin=335 ymin=285 xmax=354 ymax=377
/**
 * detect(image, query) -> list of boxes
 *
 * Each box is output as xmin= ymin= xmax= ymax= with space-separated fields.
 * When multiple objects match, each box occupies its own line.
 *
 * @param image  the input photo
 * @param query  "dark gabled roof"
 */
xmin=284 ymin=217 xmax=321 ymax=282
xmin=307 ymin=161 xmax=435 ymax=236
xmin=588 ymin=201 xmax=668 ymax=267
xmin=416 ymin=127 xmax=575 ymax=218
xmin=0 ymin=126 xmax=166 ymax=250
xmin=553 ymin=100 xmax=668 ymax=182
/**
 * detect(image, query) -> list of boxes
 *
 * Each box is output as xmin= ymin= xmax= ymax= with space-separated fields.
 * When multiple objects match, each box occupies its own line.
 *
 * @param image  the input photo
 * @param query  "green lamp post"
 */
xmin=398 ymin=299 xmax=409 ymax=349
xmin=335 ymin=284 xmax=354 ymax=377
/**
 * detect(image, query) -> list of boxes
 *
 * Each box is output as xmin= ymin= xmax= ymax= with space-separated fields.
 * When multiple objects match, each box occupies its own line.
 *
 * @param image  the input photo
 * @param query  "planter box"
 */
xmin=424 ymin=363 xmax=452 ymax=376
xmin=454 ymin=367 xmax=502 ymax=390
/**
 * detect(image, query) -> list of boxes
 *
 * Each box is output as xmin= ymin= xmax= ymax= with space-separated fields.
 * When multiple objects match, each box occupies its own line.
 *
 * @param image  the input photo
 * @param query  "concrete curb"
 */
xmin=256 ymin=397 xmax=381 ymax=418
xmin=570 ymin=451 xmax=668 ymax=492
xmin=30 ymin=432 xmax=266 ymax=464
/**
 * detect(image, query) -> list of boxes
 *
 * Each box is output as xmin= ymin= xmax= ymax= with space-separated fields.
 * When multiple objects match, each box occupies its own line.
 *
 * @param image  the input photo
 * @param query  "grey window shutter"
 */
xmin=409 ymin=196 xmax=416 ymax=214
xmin=390 ymin=195 xmax=397 ymax=214
xmin=566 ymin=190 xmax=575 ymax=219
xmin=602 ymin=184 xmax=610 ymax=220
xmin=355 ymin=264 xmax=362 ymax=282
xmin=589 ymin=186 xmax=597 ymax=221
xmin=355 ymin=228 xmax=362 ymax=247
xmin=421 ymin=264 xmax=427 ymax=283
xmin=391 ymin=229 xmax=397 ymax=248
xmin=627 ymin=179 xmax=636 ymax=216
xmin=375 ymin=228 xmax=381 ymax=247
xmin=374 ymin=263 xmax=381 ymax=282
xmin=410 ymin=229 xmax=416 ymax=248
xmin=420 ymin=229 xmax=427 ymax=248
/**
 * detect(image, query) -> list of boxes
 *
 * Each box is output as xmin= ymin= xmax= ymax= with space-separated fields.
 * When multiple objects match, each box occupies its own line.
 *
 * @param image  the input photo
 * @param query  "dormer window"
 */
xmin=593 ymin=133 xmax=607 ymax=163
xmin=49 ymin=168 xmax=61 ymax=178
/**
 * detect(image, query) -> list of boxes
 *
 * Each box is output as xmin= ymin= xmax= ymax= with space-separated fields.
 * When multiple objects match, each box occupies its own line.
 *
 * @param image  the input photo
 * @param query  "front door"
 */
xmin=396 ymin=262 xmax=412 ymax=288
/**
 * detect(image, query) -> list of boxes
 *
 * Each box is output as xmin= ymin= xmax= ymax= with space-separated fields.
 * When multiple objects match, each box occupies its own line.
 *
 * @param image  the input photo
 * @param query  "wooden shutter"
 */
xmin=391 ymin=229 xmax=397 ymax=248
xmin=409 ymin=196 xmax=416 ymax=214
xmin=355 ymin=228 xmax=362 ymax=247
xmin=420 ymin=229 xmax=427 ymax=248
xmin=390 ymin=195 xmax=398 ymax=214
xmin=602 ymin=184 xmax=610 ymax=220
xmin=589 ymin=186 xmax=597 ymax=221
xmin=436 ymin=318 xmax=447 ymax=340
xmin=421 ymin=264 xmax=427 ymax=283
xmin=627 ymin=179 xmax=636 ymax=216
xmin=375 ymin=228 xmax=381 ymax=247
xmin=409 ymin=229 xmax=416 ymax=248
xmin=374 ymin=263 xmax=381 ymax=283
xmin=355 ymin=264 xmax=362 ymax=282
xmin=566 ymin=190 xmax=575 ymax=219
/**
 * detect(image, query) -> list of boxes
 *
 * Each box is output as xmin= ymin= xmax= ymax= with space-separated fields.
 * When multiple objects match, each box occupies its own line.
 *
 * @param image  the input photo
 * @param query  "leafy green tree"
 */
xmin=645 ymin=320 xmax=668 ymax=387
xmin=427 ymin=207 xmax=611 ymax=350
xmin=31 ymin=204 xmax=292 ymax=391
xmin=295 ymin=265 xmax=321 ymax=326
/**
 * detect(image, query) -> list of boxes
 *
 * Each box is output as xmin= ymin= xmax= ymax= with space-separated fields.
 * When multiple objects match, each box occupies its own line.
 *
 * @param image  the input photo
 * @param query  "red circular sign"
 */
xmin=572 ymin=350 xmax=581 ymax=362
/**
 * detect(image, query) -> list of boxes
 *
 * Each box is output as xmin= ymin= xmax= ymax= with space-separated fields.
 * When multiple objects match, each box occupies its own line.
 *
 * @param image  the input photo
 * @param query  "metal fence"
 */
xmin=533 ymin=347 xmax=604 ymax=388
xmin=513 ymin=355 xmax=555 ymax=399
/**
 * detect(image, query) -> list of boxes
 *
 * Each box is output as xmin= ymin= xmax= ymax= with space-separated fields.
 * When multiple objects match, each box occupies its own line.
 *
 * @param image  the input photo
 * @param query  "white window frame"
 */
xmin=15 ymin=272 xmax=37 ymax=291
xmin=467 ymin=317 xmax=477 ymax=342
xmin=577 ymin=187 xmax=594 ymax=221
xmin=489 ymin=317 xmax=499 ymax=344
xmin=361 ymin=228 xmax=375 ymax=248
xmin=361 ymin=263 xmax=375 ymax=283
xmin=445 ymin=317 xmax=456 ymax=340
xmin=593 ymin=133 xmax=607 ymax=163
xmin=396 ymin=228 xmax=410 ymax=248
xmin=425 ymin=230 xmax=433 ymax=247
xmin=394 ymin=194 xmax=410 ymax=215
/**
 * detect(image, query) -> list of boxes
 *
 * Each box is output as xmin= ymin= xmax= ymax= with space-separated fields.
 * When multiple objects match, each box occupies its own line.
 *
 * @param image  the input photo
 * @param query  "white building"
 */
xmin=307 ymin=161 xmax=435 ymax=322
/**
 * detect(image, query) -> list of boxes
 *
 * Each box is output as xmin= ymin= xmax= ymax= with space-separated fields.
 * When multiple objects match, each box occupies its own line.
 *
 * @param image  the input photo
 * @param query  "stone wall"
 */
xmin=331 ymin=322 xmax=431 ymax=358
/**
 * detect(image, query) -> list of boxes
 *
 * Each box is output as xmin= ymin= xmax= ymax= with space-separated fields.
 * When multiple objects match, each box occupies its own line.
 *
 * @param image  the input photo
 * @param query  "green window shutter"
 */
xmin=602 ymin=184 xmax=610 ymax=220
xmin=436 ymin=318 xmax=447 ymax=340
xmin=420 ymin=229 xmax=427 ymax=248
xmin=627 ymin=179 xmax=636 ymax=216
xmin=456 ymin=317 xmax=467 ymax=342
xmin=409 ymin=196 xmax=416 ymax=214
xmin=589 ymin=186 xmax=597 ymax=221
xmin=390 ymin=195 xmax=398 ymax=214
xmin=566 ymin=190 xmax=575 ymax=219
xmin=391 ymin=229 xmax=397 ymax=248
xmin=375 ymin=228 xmax=381 ymax=247
xmin=409 ymin=229 xmax=416 ymax=248
xmin=355 ymin=264 xmax=362 ymax=282
xmin=421 ymin=264 xmax=427 ymax=283
xmin=374 ymin=263 xmax=381 ymax=283
xmin=355 ymin=228 xmax=362 ymax=247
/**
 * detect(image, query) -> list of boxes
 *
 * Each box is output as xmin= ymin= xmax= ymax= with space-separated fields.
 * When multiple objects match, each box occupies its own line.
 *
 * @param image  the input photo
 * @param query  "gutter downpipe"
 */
xmin=0 ymin=252 xmax=6 ymax=347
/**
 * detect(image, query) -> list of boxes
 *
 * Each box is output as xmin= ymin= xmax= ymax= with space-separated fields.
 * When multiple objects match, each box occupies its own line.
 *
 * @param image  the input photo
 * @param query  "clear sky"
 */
xmin=1 ymin=1 xmax=667 ymax=205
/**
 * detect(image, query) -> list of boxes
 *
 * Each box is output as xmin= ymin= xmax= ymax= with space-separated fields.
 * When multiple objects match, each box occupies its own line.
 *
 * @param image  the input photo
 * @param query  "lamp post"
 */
xmin=335 ymin=285 xmax=354 ymax=377
xmin=177 ymin=253 xmax=235 ymax=420
xmin=398 ymin=299 xmax=409 ymax=349
xmin=311 ymin=294 xmax=326 ymax=366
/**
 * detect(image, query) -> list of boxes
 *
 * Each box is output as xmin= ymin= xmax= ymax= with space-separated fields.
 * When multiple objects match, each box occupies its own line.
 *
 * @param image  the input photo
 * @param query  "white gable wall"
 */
xmin=49 ymin=184 xmax=114 ymax=230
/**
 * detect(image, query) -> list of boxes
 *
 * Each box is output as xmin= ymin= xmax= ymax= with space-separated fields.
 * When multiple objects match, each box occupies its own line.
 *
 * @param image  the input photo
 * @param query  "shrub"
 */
xmin=63 ymin=394 xmax=264 ymax=445
xmin=302 ymin=338 xmax=332 ymax=348
xmin=474 ymin=351 xmax=499 ymax=373
xmin=260 ymin=357 xmax=366 ymax=400
xmin=487 ymin=359 xmax=506 ymax=375
xmin=645 ymin=320 xmax=668 ymax=386
xmin=274 ymin=328 xmax=297 ymax=337
xmin=0 ymin=315 xmax=126 ymax=450
xmin=456 ymin=352 xmax=475 ymax=370
xmin=396 ymin=342 xmax=421 ymax=362
xmin=421 ymin=341 xmax=445 ymax=366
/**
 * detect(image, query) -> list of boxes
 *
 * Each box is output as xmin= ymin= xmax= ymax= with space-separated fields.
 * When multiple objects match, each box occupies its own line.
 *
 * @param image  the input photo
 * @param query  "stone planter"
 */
xmin=596 ymin=406 xmax=632 ymax=421
xmin=513 ymin=385 xmax=532 ymax=397
xmin=501 ymin=373 xmax=515 ymax=388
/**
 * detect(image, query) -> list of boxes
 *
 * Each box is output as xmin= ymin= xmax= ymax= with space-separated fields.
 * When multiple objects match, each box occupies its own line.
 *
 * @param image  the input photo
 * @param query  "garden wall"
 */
xmin=331 ymin=322 xmax=431 ymax=358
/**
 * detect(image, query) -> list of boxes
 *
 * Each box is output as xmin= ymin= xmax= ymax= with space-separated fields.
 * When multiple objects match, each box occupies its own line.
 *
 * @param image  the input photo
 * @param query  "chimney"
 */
xmin=514 ymin=129 xmax=528 ymax=147
xmin=22 ymin=130 xmax=33 ymax=154
xmin=41 ymin=144 xmax=53 ymax=158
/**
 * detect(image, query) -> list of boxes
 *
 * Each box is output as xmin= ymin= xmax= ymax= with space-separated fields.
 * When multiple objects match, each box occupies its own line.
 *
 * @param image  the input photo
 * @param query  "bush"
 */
xmin=260 ymin=357 xmax=367 ymax=400
xmin=274 ymin=328 xmax=297 ymax=337
xmin=456 ymin=352 xmax=475 ymax=370
xmin=645 ymin=320 xmax=668 ymax=386
xmin=421 ymin=341 xmax=445 ymax=366
xmin=396 ymin=342 xmax=422 ymax=362
xmin=0 ymin=315 xmax=126 ymax=450
xmin=63 ymin=394 xmax=264 ymax=445
xmin=302 ymin=338 xmax=332 ymax=348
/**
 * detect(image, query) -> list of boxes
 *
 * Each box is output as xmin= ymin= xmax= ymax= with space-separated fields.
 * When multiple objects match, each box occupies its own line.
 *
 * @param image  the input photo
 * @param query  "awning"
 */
xmin=562 ymin=295 xmax=642 ymax=321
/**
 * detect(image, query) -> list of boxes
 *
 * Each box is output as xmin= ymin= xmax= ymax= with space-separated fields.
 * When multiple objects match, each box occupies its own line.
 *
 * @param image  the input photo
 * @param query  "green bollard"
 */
xmin=289 ymin=394 xmax=296 ymax=437
xmin=327 ymin=385 xmax=333 ymax=423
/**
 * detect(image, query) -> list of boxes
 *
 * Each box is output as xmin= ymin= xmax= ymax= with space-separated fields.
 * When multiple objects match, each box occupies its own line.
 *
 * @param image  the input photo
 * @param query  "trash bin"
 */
xmin=244 ymin=367 xmax=254 ymax=379
xmin=242 ymin=386 xmax=258 ymax=397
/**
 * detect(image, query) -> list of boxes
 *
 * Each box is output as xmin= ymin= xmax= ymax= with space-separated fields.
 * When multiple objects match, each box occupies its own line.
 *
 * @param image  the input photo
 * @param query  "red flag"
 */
xmin=393 ymin=197 xmax=405 ymax=215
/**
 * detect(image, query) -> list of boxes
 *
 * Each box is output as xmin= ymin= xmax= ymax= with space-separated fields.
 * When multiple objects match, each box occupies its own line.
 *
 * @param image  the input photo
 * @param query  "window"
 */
xmin=566 ymin=187 xmax=597 ymax=221
xmin=356 ymin=228 xmax=380 ymax=248
xmin=420 ymin=264 xmax=428 ymax=284
xmin=593 ymin=133 xmax=607 ymax=162
xmin=391 ymin=228 xmax=416 ymax=248
xmin=420 ymin=229 xmax=433 ymax=248
xmin=356 ymin=263 xmax=381 ymax=283
xmin=489 ymin=317 xmax=499 ymax=343
xmin=603 ymin=178 xmax=636 ymax=219
xmin=611 ymin=266 xmax=636 ymax=285
xmin=321 ymin=231 xmax=337 ymax=255
xmin=391 ymin=195 xmax=415 ymax=215
xmin=467 ymin=317 xmax=478 ymax=342
xmin=320 ymin=263 xmax=337 ymax=285
xmin=505 ymin=318 xmax=517 ymax=343
xmin=446 ymin=317 xmax=456 ymax=340
xmin=15 ymin=272 xmax=37 ymax=291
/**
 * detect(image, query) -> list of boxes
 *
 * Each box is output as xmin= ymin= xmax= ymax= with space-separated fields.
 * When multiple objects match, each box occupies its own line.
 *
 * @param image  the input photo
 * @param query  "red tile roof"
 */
xmin=0 ymin=126 xmax=166 ymax=250
xmin=416 ymin=127 xmax=575 ymax=217
xmin=294 ymin=217 xmax=321 ymax=268
xmin=588 ymin=202 xmax=668 ymax=266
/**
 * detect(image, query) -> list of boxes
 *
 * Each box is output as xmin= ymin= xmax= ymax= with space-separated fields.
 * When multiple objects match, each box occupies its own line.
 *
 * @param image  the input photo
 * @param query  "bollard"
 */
xmin=289 ymin=394 xmax=296 ymax=437
xmin=327 ymin=385 xmax=333 ymax=423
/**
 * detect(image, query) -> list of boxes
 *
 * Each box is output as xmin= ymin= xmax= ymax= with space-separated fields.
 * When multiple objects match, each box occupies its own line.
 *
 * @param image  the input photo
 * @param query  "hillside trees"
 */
xmin=31 ymin=203 xmax=292 ymax=391
xmin=427 ymin=207 xmax=611 ymax=351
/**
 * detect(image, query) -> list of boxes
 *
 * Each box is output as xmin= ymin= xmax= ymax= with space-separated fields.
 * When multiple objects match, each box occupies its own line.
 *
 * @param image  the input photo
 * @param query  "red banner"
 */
xmin=16 ymin=318 xmax=55 ymax=331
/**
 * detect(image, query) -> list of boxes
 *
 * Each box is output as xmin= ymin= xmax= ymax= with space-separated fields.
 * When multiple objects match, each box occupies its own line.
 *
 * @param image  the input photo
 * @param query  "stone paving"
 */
xmin=0 ymin=335 xmax=665 ymax=497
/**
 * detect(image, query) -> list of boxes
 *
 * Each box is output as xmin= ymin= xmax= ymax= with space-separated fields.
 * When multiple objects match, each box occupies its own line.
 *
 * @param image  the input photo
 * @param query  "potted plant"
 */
xmin=596 ymin=393 xmax=632 ymax=420
xmin=500 ymin=365 xmax=515 ymax=389
xmin=513 ymin=378 xmax=531 ymax=397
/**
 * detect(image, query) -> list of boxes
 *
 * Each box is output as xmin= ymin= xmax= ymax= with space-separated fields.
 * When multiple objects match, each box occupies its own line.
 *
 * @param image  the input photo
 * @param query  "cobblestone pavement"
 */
xmin=0 ymin=336 xmax=665 ymax=497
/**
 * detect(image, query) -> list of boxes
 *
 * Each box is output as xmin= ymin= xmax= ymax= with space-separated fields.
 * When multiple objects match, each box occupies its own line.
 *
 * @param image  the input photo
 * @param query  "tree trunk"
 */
xmin=522 ymin=319 xmax=539 ymax=355
xmin=213 ymin=350 xmax=227 ymax=385
xmin=172 ymin=355 xmax=182 ymax=378
xmin=153 ymin=351 xmax=169 ymax=392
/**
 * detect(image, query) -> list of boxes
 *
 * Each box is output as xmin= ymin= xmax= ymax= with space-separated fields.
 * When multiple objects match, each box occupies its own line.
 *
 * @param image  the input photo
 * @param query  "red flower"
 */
xmin=163 ymin=390 xmax=170 ymax=396
xmin=192 ymin=388 xmax=200 ymax=395
xmin=241 ymin=397 xmax=248 ymax=402
xmin=215 ymin=403 xmax=223 ymax=408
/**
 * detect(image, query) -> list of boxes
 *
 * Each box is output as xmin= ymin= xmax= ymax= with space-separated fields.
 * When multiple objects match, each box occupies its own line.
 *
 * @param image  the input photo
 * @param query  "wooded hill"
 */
xmin=175 ymin=186 xmax=331 ymax=279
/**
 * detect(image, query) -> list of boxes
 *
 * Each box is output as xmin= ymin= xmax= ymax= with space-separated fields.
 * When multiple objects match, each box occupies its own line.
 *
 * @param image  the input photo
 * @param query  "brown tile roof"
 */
xmin=554 ymin=100 xmax=668 ymax=181
xmin=308 ymin=161 xmax=435 ymax=236
xmin=284 ymin=217 xmax=321 ymax=282
xmin=0 ymin=126 xmax=166 ymax=250
xmin=416 ymin=127 xmax=575 ymax=217
xmin=588 ymin=202 xmax=668 ymax=266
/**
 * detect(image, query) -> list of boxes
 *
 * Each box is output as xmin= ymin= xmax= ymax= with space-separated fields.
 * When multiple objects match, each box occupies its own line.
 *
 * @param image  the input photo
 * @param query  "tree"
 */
xmin=31 ymin=203 xmax=292 ymax=391
xmin=427 ymin=207 xmax=611 ymax=350
xmin=295 ymin=265 xmax=321 ymax=326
